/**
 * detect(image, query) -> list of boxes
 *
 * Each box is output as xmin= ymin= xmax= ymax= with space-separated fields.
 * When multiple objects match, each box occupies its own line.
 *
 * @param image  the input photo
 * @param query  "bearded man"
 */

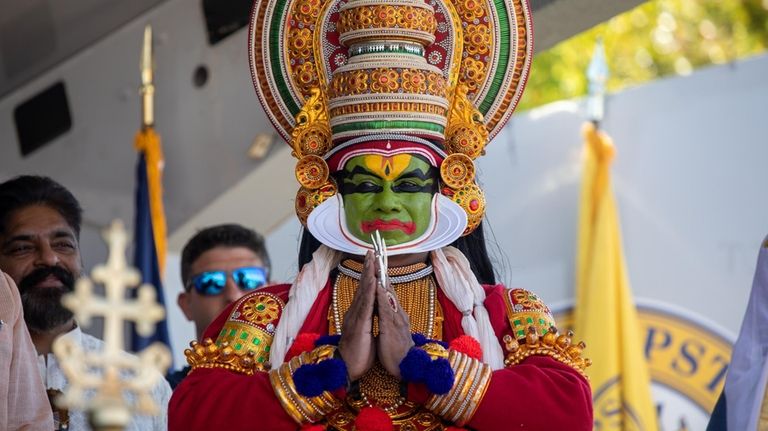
xmin=0 ymin=175 xmax=171 ymax=430
xmin=170 ymin=0 xmax=593 ymax=429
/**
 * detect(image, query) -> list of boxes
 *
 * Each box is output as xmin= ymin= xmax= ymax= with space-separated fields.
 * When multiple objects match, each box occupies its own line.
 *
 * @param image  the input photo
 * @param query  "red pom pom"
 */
xmin=407 ymin=382 xmax=430 ymax=404
xmin=449 ymin=335 xmax=483 ymax=360
xmin=286 ymin=332 xmax=321 ymax=360
xmin=354 ymin=407 xmax=393 ymax=431
xmin=300 ymin=425 xmax=325 ymax=431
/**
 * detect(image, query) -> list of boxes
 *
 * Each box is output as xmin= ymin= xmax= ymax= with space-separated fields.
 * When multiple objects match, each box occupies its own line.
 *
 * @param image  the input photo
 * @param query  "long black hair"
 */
xmin=451 ymin=222 xmax=496 ymax=285
xmin=298 ymin=220 xmax=497 ymax=285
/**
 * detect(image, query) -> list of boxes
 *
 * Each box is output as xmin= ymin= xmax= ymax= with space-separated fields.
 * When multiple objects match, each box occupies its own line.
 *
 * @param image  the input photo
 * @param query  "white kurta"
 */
xmin=37 ymin=325 xmax=172 ymax=430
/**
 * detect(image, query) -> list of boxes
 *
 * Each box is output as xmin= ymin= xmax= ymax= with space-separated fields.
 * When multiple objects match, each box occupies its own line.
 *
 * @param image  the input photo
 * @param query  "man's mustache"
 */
xmin=18 ymin=265 xmax=75 ymax=294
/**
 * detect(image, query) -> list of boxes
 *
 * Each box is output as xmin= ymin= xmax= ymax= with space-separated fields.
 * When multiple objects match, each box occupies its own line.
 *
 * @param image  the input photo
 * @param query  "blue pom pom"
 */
xmin=411 ymin=333 xmax=428 ymax=346
xmin=424 ymin=358 xmax=454 ymax=395
xmin=400 ymin=348 xmax=430 ymax=382
xmin=294 ymin=364 xmax=325 ymax=397
xmin=315 ymin=334 xmax=342 ymax=347
xmin=317 ymin=358 xmax=348 ymax=391
xmin=436 ymin=340 xmax=449 ymax=349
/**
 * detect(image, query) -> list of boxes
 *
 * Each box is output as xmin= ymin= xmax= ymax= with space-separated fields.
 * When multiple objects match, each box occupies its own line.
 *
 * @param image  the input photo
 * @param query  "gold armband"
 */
xmin=269 ymin=345 xmax=343 ymax=424
xmin=503 ymin=326 xmax=591 ymax=378
xmin=425 ymin=349 xmax=492 ymax=426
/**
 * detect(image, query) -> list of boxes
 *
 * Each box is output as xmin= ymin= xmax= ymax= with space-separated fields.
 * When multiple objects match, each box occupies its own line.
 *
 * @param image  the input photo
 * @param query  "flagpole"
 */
xmin=135 ymin=24 xmax=166 ymax=275
xmin=132 ymin=24 xmax=171 ymax=357
xmin=141 ymin=25 xmax=155 ymax=129
xmin=575 ymin=39 xmax=660 ymax=431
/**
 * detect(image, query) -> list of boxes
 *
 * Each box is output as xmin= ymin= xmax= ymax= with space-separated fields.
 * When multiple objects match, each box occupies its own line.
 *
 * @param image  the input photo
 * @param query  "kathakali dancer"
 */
xmin=169 ymin=0 xmax=593 ymax=428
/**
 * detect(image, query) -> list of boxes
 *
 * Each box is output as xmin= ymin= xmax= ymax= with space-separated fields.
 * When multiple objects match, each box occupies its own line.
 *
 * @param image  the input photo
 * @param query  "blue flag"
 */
xmin=131 ymin=129 xmax=173 ymax=360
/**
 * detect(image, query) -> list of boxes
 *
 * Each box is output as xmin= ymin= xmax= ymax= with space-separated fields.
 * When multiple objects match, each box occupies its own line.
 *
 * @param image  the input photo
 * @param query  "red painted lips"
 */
xmin=361 ymin=219 xmax=416 ymax=235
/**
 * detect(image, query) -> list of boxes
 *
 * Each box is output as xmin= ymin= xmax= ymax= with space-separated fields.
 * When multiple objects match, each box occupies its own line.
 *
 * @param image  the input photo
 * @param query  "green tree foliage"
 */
xmin=518 ymin=0 xmax=768 ymax=111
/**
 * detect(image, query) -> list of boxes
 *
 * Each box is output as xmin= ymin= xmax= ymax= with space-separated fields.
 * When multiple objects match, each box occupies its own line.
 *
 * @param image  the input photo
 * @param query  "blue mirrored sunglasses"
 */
xmin=187 ymin=266 xmax=269 ymax=296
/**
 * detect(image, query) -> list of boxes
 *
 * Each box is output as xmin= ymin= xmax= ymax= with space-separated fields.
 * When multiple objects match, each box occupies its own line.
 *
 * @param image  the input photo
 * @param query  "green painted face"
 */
xmin=339 ymin=154 xmax=437 ymax=245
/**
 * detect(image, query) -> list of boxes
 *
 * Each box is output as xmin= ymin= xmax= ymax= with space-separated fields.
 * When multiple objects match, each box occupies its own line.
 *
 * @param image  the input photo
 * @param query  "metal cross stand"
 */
xmin=52 ymin=220 xmax=171 ymax=431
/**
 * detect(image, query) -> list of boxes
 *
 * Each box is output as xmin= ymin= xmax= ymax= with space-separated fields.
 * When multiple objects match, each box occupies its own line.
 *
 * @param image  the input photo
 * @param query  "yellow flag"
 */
xmin=574 ymin=122 xmax=658 ymax=431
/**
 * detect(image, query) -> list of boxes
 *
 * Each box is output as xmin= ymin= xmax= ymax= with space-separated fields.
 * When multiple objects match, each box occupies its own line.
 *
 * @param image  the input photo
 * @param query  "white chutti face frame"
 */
xmin=307 ymin=193 xmax=468 ymax=256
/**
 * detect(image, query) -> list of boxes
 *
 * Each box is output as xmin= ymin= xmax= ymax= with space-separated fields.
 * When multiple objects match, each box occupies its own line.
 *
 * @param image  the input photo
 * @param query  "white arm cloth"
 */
xmin=431 ymin=246 xmax=505 ymax=370
xmin=269 ymin=245 xmax=343 ymax=367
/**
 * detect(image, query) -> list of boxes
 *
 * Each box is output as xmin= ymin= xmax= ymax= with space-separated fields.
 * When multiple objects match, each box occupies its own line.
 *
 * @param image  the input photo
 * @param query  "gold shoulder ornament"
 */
xmin=501 ymin=288 xmax=591 ymax=377
xmin=185 ymin=338 xmax=264 ymax=376
xmin=184 ymin=291 xmax=285 ymax=375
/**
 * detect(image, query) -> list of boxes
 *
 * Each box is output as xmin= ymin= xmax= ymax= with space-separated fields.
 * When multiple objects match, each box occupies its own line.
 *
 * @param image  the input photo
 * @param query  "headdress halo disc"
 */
xmin=248 ymin=0 xmax=533 ymax=143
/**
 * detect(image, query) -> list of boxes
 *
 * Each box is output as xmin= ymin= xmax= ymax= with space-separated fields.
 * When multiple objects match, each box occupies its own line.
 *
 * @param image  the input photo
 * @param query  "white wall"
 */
xmin=478 ymin=53 xmax=768 ymax=338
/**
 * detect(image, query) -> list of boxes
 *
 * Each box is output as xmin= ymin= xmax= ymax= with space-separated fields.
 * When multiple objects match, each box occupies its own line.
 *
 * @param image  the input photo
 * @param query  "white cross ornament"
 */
xmin=52 ymin=220 xmax=171 ymax=430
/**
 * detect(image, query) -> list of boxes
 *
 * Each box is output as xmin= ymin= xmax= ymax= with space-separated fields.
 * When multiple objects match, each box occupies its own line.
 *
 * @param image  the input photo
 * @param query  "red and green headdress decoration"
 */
xmin=249 ymin=0 xmax=532 ymax=236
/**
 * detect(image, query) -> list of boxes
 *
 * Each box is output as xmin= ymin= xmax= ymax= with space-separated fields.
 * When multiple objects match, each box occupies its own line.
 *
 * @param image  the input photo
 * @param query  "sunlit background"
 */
xmin=520 ymin=0 xmax=768 ymax=111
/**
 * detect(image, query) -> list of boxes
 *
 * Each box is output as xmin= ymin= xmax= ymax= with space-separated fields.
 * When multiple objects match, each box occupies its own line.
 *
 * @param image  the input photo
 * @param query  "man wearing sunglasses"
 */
xmin=170 ymin=224 xmax=271 ymax=388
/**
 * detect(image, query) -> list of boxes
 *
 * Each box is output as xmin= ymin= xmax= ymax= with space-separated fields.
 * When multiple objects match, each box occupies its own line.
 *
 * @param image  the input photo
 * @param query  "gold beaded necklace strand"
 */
xmin=330 ymin=259 xmax=442 ymax=338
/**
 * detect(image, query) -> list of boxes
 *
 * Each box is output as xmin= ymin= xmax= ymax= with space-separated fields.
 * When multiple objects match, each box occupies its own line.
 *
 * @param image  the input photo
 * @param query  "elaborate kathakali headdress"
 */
xmin=249 ymin=0 xmax=532 ymax=252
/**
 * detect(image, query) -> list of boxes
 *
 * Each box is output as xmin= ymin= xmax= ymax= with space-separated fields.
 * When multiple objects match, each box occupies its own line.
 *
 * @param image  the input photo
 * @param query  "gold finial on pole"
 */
xmin=52 ymin=220 xmax=171 ymax=431
xmin=140 ymin=25 xmax=155 ymax=128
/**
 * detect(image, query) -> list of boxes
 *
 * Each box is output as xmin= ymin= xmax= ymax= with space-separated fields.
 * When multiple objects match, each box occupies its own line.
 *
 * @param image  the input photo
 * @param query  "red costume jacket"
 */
xmin=169 ymin=281 xmax=593 ymax=430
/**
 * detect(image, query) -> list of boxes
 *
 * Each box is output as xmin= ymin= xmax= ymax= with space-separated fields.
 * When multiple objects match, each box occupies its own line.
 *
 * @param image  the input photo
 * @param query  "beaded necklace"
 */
xmin=329 ymin=258 xmax=444 ymax=413
xmin=330 ymin=259 xmax=442 ymax=338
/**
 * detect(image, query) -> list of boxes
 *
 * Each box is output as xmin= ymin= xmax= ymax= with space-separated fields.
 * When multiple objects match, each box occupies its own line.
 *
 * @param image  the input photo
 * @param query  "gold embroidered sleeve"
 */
xmin=501 ymin=288 xmax=590 ymax=377
xmin=184 ymin=291 xmax=284 ymax=375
